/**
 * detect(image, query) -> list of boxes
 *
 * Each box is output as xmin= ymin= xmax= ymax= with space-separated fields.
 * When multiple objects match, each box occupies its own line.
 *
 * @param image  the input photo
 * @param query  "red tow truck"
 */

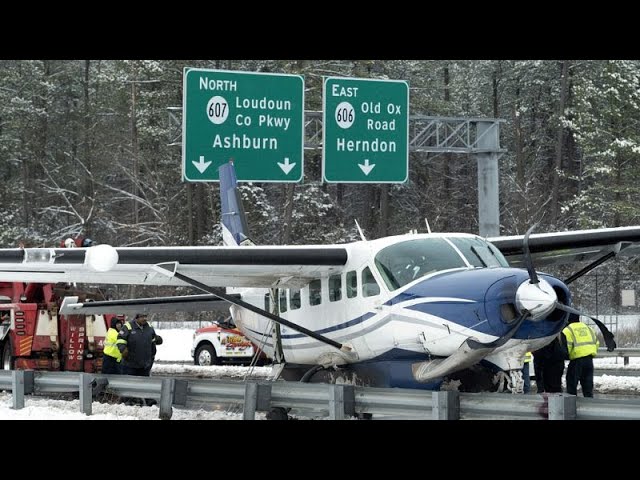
xmin=0 ymin=280 xmax=117 ymax=372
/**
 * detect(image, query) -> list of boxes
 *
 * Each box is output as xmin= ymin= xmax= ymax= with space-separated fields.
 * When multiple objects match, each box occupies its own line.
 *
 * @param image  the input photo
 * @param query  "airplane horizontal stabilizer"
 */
xmin=59 ymin=293 xmax=240 ymax=316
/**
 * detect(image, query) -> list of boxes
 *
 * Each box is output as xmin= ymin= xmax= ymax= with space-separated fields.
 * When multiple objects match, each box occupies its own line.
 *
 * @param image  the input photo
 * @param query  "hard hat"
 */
xmin=64 ymin=238 xmax=76 ymax=248
xmin=82 ymin=238 xmax=94 ymax=247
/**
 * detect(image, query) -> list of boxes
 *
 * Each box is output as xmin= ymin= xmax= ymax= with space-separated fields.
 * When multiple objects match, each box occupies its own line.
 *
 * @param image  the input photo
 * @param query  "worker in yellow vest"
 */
xmin=101 ymin=316 xmax=126 ymax=374
xmin=522 ymin=351 xmax=533 ymax=393
xmin=561 ymin=315 xmax=599 ymax=397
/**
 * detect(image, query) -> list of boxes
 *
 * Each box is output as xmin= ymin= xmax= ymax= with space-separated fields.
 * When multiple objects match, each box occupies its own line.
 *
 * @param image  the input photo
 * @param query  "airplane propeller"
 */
xmin=523 ymin=223 xmax=617 ymax=352
xmin=520 ymin=223 xmax=616 ymax=352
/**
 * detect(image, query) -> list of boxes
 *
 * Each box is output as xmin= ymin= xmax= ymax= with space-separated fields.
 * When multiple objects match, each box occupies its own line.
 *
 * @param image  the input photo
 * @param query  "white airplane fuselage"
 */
xmin=230 ymin=232 xmax=569 ymax=381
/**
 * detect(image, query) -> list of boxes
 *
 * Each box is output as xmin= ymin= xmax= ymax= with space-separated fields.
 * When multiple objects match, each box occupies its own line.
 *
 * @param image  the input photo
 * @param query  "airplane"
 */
xmin=0 ymin=161 xmax=638 ymax=394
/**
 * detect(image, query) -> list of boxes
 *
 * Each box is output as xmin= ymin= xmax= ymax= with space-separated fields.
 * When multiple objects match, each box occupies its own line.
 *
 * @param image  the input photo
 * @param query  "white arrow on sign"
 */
xmin=193 ymin=156 xmax=212 ymax=174
xmin=278 ymin=157 xmax=296 ymax=175
xmin=358 ymin=159 xmax=376 ymax=176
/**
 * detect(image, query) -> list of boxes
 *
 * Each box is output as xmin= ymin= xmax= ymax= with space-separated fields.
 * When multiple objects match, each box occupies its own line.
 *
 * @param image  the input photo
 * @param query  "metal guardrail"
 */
xmin=597 ymin=347 xmax=640 ymax=365
xmin=2 ymin=370 xmax=640 ymax=420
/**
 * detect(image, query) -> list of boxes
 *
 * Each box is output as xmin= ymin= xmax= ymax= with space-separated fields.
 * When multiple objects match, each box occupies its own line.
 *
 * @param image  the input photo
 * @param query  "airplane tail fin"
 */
xmin=219 ymin=161 xmax=254 ymax=246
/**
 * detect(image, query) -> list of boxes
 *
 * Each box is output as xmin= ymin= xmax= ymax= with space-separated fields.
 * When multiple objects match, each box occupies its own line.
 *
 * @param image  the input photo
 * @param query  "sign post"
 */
xmin=183 ymin=68 xmax=304 ymax=182
xmin=323 ymin=77 xmax=409 ymax=183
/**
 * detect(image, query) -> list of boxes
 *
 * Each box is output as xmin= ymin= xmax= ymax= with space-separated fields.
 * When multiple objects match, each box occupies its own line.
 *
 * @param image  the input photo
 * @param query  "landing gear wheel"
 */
xmin=194 ymin=344 xmax=219 ymax=366
xmin=1 ymin=339 xmax=14 ymax=371
xmin=266 ymin=407 xmax=290 ymax=420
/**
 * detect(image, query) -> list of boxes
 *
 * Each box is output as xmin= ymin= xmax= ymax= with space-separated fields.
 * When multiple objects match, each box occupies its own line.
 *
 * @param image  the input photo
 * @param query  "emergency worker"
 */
xmin=532 ymin=334 xmax=565 ymax=393
xmin=522 ymin=351 xmax=533 ymax=393
xmin=562 ymin=315 xmax=599 ymax=397
xmin=101 ymin=316 xmax=125 ymax=374
xmin=117 ymin=313 xmax=163 ymax=377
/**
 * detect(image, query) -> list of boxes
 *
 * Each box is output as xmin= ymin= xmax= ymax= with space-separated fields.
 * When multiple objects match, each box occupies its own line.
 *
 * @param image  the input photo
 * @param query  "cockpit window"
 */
xmin=449 ymin=237 xmax=509 ymax=268
xmin=374 ymin=238 xmax=467 ymax=291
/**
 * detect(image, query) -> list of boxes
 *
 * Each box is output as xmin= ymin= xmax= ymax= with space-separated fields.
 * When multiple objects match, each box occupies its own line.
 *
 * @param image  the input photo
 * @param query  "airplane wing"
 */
xmin=489 ymin=226 xmax=640 ymax=268
xmin=0 ymin=245 xmax=348 ymax=289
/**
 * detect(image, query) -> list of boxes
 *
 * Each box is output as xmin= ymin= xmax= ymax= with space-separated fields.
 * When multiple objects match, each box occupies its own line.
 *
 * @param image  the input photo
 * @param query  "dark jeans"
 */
xmin=566 ymin=356 xmax=594 ymax=397
xmin=101 ymin=355 xmax=122 ymax=375
xmin=523 ymin=362 xmax=531 ymax=393
xmin=534 ymin=357 xmax=564 ymax=393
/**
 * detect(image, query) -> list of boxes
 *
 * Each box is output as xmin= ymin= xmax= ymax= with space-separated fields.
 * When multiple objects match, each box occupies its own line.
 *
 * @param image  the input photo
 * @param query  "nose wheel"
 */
xmin=494 ymin=370 xmax=525 ymax=394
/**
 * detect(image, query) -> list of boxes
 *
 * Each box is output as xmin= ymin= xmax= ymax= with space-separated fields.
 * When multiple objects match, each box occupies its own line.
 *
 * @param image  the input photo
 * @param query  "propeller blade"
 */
xmin=523 ymin=223 xmax=540 ymax=285
xmin=467 ymin=311 xmax=531 ymax=350
xmin=412 ymin=311 xmax=531 ymax=382
xmin=555 ymin=303 xmax=617 ymax=352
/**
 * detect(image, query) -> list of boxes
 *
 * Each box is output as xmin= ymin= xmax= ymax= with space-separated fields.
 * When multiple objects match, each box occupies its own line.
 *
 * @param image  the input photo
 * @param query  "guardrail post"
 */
xmin=432 ymin=391 xmax=459 ymax=420
xmin=79 ymin=373 xmax=93 ymax=415
xmin=159 ymin=378 xmax=175 ymax=420
xmin=548 ymin=394 xmax=577 ymax=420
xmin=243 ymin=382 xmax=258 ymax=420
xmin=243 ymin=382 xmax=272 ymax=420
xmin=11 ymin=370 xmax=34 ymax=410
xmin=255 ymin=383 xmax=272 ymax=412
xmin=329 ymin=384 xmax=350 ymax=420
xmin=173 ymin=379 xmax=188 ymax=406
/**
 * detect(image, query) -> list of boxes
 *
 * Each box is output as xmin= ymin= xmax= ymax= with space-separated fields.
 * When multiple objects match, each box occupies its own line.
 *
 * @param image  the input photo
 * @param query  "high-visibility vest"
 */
xmin=103 ymin=327 xmax=125 ymax=362
xmin=562 ymin=322 xmax=599 ymax=360
xmin=524 ymin=352 xmax=533 ymax=363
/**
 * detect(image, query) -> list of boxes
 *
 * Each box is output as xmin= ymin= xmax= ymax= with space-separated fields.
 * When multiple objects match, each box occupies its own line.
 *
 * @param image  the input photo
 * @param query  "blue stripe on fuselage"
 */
xmin=243 ymin=267 xmax=569 ymax=342
xmin=244 ymin=311 xmax=376 ymax=340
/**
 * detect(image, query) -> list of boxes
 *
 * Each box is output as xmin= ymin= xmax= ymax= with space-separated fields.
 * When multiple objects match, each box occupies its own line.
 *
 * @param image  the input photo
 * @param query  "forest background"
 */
xmin=1 ymin=60 xmax=638 ymax=318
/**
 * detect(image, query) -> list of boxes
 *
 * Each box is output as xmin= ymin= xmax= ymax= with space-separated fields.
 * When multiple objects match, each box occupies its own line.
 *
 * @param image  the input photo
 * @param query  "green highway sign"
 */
xmin=323 ymin=77 xmax=409 ymax=183
xmin=183 ymin=68 xmax=304 ymax=182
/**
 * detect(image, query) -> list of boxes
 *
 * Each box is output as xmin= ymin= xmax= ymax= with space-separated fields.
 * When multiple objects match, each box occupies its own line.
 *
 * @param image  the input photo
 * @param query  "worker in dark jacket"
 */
xmin=532 ymin=334 xmax=566 ymax=393
xmin=101 ymin=316 xmax=125 ymax=374
xmin=117 ymin=313 xmax=163 ymax=376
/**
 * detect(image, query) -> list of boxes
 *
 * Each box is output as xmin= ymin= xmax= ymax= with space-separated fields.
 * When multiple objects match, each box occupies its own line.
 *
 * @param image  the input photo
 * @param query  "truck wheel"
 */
xmin=194 ymin=344 xmax=219 ymax=366
xmin=1 ymin=339 xmax=14 ymax=370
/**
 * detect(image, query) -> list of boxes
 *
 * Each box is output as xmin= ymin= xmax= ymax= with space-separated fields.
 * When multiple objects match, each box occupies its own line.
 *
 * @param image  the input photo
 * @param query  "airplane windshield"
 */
xmin=448 ymin=237 xmax=509 ymax=268
xmin=375 ymin=238 xmax=468 ymax=291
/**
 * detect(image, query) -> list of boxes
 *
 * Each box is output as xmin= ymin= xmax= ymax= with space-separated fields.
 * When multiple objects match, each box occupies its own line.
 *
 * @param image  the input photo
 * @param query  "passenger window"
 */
xmin=309 ymin=279 xmax=322 ymax=306
xmin=329 ymin=274 xmax=342 ymax=302
xmin=346 ymin=271 xmax=357 ymax=298
xmin=279 ymin=289 xmax=287 ymax=313
xmin=362 ymin=267 xmax=380 ymax=297
xmin=290 ymin=288 xmax=301 ymax=310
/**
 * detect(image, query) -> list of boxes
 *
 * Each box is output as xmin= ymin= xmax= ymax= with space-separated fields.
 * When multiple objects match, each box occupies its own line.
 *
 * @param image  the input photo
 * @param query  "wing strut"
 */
xmin=170 ymin=270 xmax=352 ymax=353
xmin=563 ymin=251 xmax=616 ymax=285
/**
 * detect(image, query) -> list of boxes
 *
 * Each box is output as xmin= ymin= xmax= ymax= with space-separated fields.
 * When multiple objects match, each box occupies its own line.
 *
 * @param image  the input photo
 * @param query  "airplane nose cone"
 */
xmin=515 ymin=278 xmax=557 ymax=321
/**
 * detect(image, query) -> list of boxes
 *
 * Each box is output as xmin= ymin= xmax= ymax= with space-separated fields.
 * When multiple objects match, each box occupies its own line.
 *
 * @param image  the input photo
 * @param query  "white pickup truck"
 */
xmin=191 ymin=321 xmax=266 ymax=366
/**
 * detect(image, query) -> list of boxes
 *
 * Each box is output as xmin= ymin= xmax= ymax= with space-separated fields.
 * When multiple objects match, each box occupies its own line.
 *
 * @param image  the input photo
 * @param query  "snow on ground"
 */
xmin=594 ymin=375 xmax=640 ymax=394
xmin=0 ymin=392 xmax=257 ymax=420
xmin=153 ymin=328 xmax=194 ymax=362
xmin=152 ymin=363 xmax=273 ymax=378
